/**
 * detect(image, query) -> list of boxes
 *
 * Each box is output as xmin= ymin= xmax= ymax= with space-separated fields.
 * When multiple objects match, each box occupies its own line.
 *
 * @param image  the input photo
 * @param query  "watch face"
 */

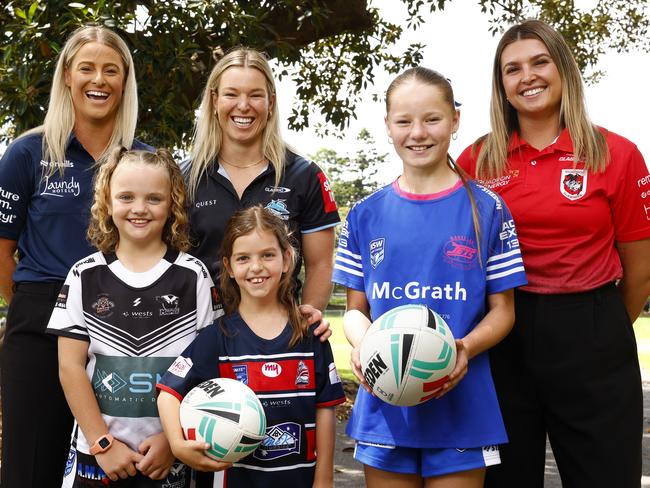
xmin=98 ymin=437 xmax=111 ymax=449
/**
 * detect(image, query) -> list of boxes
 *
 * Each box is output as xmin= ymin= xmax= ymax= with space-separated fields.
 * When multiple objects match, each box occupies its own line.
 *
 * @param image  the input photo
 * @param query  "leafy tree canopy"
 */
xmin=1 ymin=0 xmax=648 ymax=149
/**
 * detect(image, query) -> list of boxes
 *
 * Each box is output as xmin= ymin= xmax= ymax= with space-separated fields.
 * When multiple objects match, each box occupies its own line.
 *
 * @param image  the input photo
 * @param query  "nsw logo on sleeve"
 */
xmin=560 ymin=169 xmax=587 ymax=200
xmin=232 ymin=364 xmax=248 ymax=384
xmin=370 ymin=238 xmax=385 ymax=268
xmin=253 ymin=422 xmax=301 ymax=460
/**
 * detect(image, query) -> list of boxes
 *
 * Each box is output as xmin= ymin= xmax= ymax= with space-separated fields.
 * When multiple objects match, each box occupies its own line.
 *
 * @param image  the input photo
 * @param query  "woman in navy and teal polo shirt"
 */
xmin=184 ymin=48 xmax=340 ymax=315
xmin=0 ymin=25 xmax=150 ymax=487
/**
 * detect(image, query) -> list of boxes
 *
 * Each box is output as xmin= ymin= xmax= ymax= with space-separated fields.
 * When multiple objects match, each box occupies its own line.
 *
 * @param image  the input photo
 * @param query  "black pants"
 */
xmin=485 ymin=283 xmax=642 ymax=488
xmin=1 ymin=282 xmax=74 ymax=487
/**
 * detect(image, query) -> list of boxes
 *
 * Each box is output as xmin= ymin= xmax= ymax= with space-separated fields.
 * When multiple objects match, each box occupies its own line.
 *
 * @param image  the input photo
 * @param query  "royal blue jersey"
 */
xmin=0 ymin=133 xmax=152 ymax=282
xmin=157 ymin=314 xmax=346 ymax=487
xmin=332 ymin=179 xmax=527 ymax=448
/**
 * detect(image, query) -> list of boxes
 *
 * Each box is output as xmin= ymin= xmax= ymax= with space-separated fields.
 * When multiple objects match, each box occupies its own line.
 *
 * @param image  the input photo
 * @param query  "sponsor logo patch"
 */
xmin=64 ymin=448 xmax=76 ymax=476
xmin=156 ymin=294 xmax=180 ymax=316
xmin=262 ymin=362 xmax=282 ymax=378
xmin=560 ymin=169 xmax=587 ymax=200
xmin=317 ymin=171 xmax=337 ymax=213
xmin=91 ymin=293 xmax=115 ymax=317
xmin=232 ymin=364 xmax=249 ymax=384
xmin=55 ymin=284 xmax=69 ymax=309
xmin=369 ymin=238 xmax=385 ymax=269
xmin=265 ymin=199 xmax=290 ymax=220
xmin=295 ymin=360 xmax=310 ymax=386
xmin=328 ymin=362 xmax=341 ymax=384
xmin=443 ymin=236 xmax=477 ymax=269
xmin=168 ymin=356 xmax=193 ymax=378
xmin=265 ymin=186 xmax=291 ymax=193
xmin=254 ymin=422 xmax=301 ymax=460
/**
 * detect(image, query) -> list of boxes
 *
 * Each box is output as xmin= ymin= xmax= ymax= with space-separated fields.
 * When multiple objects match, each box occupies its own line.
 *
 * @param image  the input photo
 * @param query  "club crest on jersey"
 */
xmin=232 ymin=364 xmax=249 ymax=384
xmin=295 ymin=360 xmax=310 ymax=386
xmin=265 ymin=199 xmax=290 ymax=220
xmin=162 ymin=462 xmax=188 ymax=488
xmin=443 ymin=236 xmax=478 ymax=269
xmin=64 ymin=448 xmax=76 ymax=476
xmin=370 ymin=238 xmax=385 ymax=268
xmin=91 ymin=293 xmax=115 ymax=317
xmin=156 ymin=294 xmax=180 ymax=316
xmin=253 ymin=422 xmax=301 ymax=460
xmin=560 ymin=169 xmax=587 ymax=200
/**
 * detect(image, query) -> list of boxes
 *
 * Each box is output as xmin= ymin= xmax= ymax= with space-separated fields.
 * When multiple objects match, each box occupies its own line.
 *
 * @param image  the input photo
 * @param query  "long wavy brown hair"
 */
xmin=220 ymin=206 xmax=306 ymax=347
xmin=88 ymin=147 xmax=191 ymax=253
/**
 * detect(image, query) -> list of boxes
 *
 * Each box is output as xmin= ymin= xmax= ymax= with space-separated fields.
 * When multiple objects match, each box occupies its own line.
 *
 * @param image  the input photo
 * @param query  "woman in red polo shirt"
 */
xmin=458 ymin=19 xmax=650 ymax=488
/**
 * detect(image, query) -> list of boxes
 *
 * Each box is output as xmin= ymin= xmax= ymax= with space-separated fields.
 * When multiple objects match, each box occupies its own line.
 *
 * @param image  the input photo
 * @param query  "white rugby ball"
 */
xmin=180 ymin=377 xmax=267 ymax=462
xmin=360 ymin=304 xmax=457 ymax=406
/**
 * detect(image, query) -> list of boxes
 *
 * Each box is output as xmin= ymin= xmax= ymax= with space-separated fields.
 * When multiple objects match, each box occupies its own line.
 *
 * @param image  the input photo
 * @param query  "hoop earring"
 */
xmin=452 ymin=132 xmax=458 ymax=141
xmin=387 ymin=136 xmax=393 ymax=144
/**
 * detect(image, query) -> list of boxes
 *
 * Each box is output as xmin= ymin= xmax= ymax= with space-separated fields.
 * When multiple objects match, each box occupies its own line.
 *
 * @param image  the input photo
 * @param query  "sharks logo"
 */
xmin=265 ymin=199 xmax=290 ymax=220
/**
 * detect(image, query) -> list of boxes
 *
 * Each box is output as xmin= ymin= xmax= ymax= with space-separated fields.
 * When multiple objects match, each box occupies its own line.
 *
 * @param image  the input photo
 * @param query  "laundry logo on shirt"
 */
xmin=443 ymin=236 xmax=477 ymax=269
xmin=254 ymin=422 xmax=301 ymax=461
xmin=370 ymin=238 xmax=385 ymax=268
xmin=265 ymin=199 xmax=290 ymax=220
xmin=560 ymin=169 xmax=587 ymax=200
xmin=40 ymin=175 xmax=81 ymax=198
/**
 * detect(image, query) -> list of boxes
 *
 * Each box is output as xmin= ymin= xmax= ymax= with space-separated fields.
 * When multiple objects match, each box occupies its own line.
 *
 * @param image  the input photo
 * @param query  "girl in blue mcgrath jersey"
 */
xmin=332 ymin=68 xmax=528 ymax=487
xmin=0 ymin=25 xmax=150 ymax=487
xmin=157 ymin=206 xmax=346 ymax=488
xmin=48 ymin=148 xmax=218 ymax=487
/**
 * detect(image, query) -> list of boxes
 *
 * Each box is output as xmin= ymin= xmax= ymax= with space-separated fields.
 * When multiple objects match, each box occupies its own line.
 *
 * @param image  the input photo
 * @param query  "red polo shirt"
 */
xmin=457 ymin=128 xmax=650 ymax=294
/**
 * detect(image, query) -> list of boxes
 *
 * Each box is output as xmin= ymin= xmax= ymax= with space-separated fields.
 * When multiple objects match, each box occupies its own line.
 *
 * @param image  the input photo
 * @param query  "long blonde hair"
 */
xmin=386 ymin=67 xmax=483 ymax=264
xmin=23 ymin=25 xmax=137 ymax=176
xmin=187 ymin=48 xmax=286 ymax=201
xmin=220 ymin=206 xmax=305 ymax=348
xmin=88 ymin=147 xmax=190 ymax=253
xmin=475 ymin=19 xmax=608 ymax=179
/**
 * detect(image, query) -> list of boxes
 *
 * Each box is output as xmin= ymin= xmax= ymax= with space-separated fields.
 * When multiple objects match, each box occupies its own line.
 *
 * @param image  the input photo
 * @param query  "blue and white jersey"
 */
xmin=332 ymin=179 xmax=527 ymax=448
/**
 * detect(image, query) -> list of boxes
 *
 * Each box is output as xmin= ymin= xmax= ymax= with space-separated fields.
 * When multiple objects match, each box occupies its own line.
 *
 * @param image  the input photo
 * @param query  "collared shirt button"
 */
xmin=531 ymin=160 xmax=537 ymax=166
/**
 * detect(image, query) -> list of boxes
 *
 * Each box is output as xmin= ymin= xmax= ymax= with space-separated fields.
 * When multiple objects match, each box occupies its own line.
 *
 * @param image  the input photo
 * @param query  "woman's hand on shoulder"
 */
xmin=95 ymin=438 xmax=144 ymax=481
xmin=169 ymin=439 xmax=231 ymax=472
xmin=299 ymin=304 xmax=332 ymax=341
xmin=136 ymin=432 xmax=175 ymax=480
xmin=433 ymin=339 xmax=469 ymax=399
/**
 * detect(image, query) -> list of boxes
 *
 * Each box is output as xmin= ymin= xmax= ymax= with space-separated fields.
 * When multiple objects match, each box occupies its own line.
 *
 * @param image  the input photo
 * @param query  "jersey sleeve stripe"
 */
xmin=486 ymin=266 xmax=526 ymax=281
xmin=334 ymin=263 xmax=364 ymax=277
xmin=336 ymin=256 xmax=363 ymax=268
xmin=487 ymin=249 xmax=522 ymax=263
xmin=485 ymin=257 xmax=524 ymax=272
xmin=46 ymin=328 xmax=90 ymax=341
xmin=156 ymin=383 xmax=184 ymax=402
xmin=301 ymin=222 xmax=339 ymax=234
xmin=316 ymin=397 xmax=347 ymax=408
xmin=337 ymin=248 xmax=362 ymax=260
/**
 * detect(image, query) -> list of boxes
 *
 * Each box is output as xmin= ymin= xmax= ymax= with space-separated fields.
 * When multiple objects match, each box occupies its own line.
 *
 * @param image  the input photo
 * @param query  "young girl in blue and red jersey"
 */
xmin=157 ymin=206 xmax=346 ymax=488
xmin=47 ymin=148 xmax=218 ymax=487
xmin=332 ymin=68 xmax=527 ymax=487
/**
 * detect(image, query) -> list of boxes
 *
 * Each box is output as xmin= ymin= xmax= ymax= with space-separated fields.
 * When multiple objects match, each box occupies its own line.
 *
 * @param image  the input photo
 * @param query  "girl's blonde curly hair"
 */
xmin=87 ymin=147 xmax=191 ymax=253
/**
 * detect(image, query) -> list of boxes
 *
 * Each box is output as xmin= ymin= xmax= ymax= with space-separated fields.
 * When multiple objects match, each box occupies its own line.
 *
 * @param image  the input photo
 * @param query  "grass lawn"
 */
xmin=328 ymin=314 xmax=650 ymax=383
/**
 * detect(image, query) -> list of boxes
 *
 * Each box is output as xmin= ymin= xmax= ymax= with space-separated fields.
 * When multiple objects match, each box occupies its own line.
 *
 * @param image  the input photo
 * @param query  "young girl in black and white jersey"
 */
xmin=47 ymin=147 xmax=218 ymax=487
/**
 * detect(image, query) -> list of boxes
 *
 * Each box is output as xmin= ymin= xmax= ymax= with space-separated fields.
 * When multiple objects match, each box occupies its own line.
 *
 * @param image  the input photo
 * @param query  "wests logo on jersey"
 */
xmin=560 ymin=169 xmax=587 ymax=200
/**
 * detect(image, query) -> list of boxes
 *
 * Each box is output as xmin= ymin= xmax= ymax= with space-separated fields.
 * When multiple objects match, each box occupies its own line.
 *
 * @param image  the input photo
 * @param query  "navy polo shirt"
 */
xmin=187 ymin=151 xmax=340 ymax=287
xmin=0 ymin=132 xmax=151 ymax=282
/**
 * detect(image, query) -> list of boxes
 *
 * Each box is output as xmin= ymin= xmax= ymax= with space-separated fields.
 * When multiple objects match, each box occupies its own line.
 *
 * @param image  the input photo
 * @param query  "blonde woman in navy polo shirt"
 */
xmin=185 ymin=48 xmax=339 ymax=322
xmin=458 ymin=20 xmax=650 ymax=488
xmin=0 ymin=26 xmax=150 ymax=487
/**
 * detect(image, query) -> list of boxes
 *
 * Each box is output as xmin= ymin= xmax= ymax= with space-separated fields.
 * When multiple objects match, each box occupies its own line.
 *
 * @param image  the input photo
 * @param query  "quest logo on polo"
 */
xmin=262 ymin=362 xmax=282 ymax=377
xmin=371 ymin=280 xmax=467 ymax=301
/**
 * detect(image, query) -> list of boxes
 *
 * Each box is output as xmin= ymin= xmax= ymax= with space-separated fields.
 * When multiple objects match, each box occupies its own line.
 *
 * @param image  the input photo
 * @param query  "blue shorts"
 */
xmin=354 ymin=441 xmax=501 ymax=477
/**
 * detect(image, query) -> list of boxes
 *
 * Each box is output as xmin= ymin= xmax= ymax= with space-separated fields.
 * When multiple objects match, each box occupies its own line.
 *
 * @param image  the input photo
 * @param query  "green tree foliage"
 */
xmin=312 ymin=129 xmax=385 ymax=211
xmin=0 ymin=0 xmax=648 ymax=148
